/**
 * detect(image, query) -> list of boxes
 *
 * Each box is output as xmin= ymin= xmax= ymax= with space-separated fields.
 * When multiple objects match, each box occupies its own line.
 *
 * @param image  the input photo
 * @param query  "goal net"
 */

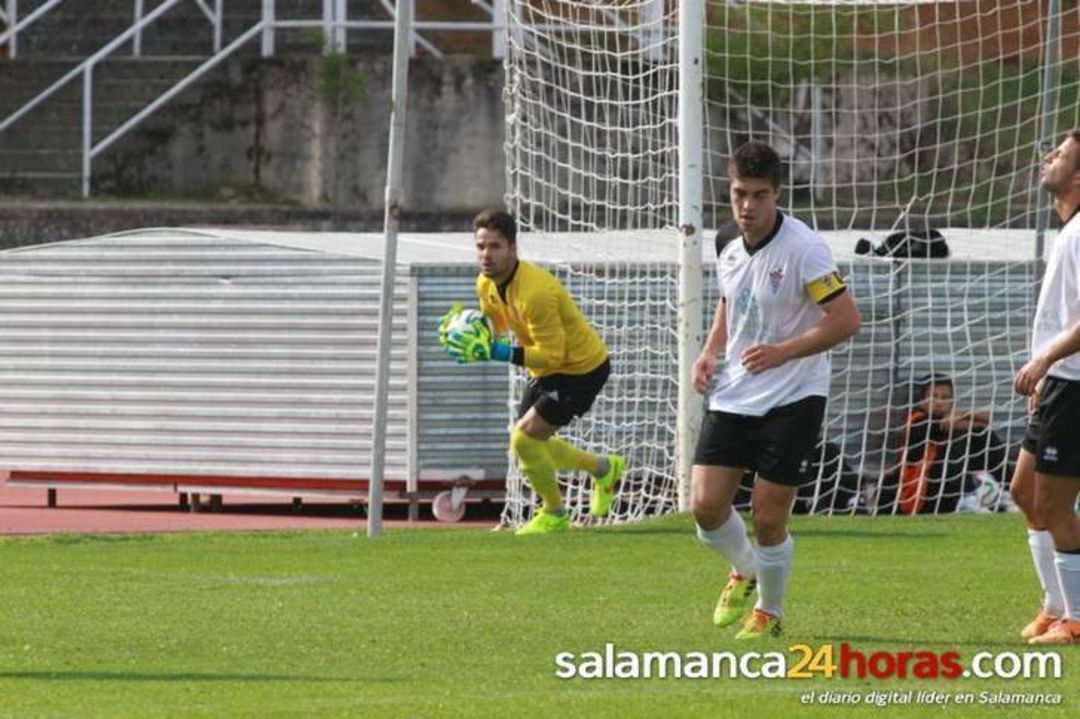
xmin=500 ymin=0 xmax=1078 ymax=524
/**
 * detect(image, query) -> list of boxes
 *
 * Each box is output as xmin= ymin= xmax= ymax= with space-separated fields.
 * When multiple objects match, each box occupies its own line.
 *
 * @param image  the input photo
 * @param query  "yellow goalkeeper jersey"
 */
xmin=476 ymin=260 xmax=608 ymax=378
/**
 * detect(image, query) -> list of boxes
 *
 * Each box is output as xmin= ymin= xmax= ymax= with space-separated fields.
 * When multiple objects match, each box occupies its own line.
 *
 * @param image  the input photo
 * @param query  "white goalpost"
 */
xmin=494 ymin=0 xmax=1076 ymax=525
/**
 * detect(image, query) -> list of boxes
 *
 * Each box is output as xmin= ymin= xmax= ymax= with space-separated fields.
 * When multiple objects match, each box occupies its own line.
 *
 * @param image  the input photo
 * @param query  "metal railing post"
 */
xmin=213 ymin=0 xmax=222 ymax=52
xmin=8 ymin=0 xmax=17 ymax=58
xmin=261 ymin=0 xmax=275 ymax=56
xmin=81 ymin=65 xmax=93 ymax=197
xmin=322 ymin=0 xmax=332 ymax=49
xmin=133 ymin=0 xmax=143 ymax=56
xmin=335 ymin=0 xmax=346 ymax=52
xmin=491 ymin=0 xmax=505 ymax=59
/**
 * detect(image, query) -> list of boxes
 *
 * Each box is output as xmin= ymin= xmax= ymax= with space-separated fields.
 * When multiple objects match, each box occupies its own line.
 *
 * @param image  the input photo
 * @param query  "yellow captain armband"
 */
xmin=805 ymin=271 xmax=847 ymax=304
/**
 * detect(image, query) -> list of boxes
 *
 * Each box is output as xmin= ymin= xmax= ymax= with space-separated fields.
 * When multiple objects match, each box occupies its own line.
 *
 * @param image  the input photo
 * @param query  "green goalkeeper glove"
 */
xmin=437 ymin=301 xmax=464 ymax=349
xmin=444 ymin=323 xmax=513 ymax=364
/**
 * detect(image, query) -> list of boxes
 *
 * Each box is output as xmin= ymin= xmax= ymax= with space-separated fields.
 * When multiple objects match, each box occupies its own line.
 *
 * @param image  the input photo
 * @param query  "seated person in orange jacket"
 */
xmin=898 ymin=373 xmax=1007 ymax=514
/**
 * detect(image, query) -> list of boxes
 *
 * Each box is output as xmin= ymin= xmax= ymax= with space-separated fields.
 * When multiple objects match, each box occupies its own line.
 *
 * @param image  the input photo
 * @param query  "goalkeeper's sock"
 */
xmin=546 ymin=436 xmax=602 ymax=475
xmin=510 ymin=428 xmax=563 ymax=510
xmin=1053 ymin=550 xmax=1080 ymax=621
xmin=1029 ymin=529 xmax=1065 ymax=618
xmin=754 ymin=534 xmax=793 ymax=618
xmin=696 ymin=511 xmax=756 ymax=579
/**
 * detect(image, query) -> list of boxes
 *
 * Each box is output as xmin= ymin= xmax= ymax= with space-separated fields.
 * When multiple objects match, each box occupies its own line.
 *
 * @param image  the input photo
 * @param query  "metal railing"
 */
xmin=0 ymin=0 xmax=226 ymax=58
xmin=0 ymin=0 xmax=66 ymax=58
xmin=0 ymin=1 xmax=506 ymax=60
xmin=0 ymin=1 xmax=507 ymax=196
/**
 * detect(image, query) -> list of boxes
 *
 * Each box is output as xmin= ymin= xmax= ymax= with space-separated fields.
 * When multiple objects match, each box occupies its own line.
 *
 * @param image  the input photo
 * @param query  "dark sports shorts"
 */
xmin=1022 ymin=375 xmax=1080 ymax=476
xmin=693 ymin=395 xmax=826 ymax=486
xmin=517 ymin=358 xmax=611 ymax=428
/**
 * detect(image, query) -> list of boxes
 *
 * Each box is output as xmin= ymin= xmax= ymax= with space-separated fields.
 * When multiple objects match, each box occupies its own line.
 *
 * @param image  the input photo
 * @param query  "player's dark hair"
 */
xmin=474 ymin=209 xmax=517 ymax=245
xmin=728 ymin=141 xmax=783 ymax=189
xmin=1068 ymin=129 xmax=1080 ymax=171
xmin=917 ymin=372 xmax=953 ymax=401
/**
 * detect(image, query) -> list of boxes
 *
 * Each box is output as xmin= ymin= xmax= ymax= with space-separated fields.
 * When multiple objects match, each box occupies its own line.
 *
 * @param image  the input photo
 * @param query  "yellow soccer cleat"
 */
xmin=590 ymin=454 xmax=625 ymax=518
xmin=1028 ymin=618 xmax=1080 ymax=645
xmin=734 ymin=609 xmax=783 ymax=640
xmin=713 ymin=572 xmax=757 ymax=627
xmin=515 ymin=507 xmax=570 ymax=536
xmin=1020 ymin=610 xmax=1059 ymax=641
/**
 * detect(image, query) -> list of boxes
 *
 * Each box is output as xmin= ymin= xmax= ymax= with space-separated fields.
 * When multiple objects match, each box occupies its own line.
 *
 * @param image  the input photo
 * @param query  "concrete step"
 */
xmin=0 ymin=59 xmax=210 ymax=128
xmin=0 ymin=172 xmax=82 ymax=197
xmin=0 ymin=149 xmax=82 ymax=174
xmin=0 ymin=59 xmax=205 ymax=115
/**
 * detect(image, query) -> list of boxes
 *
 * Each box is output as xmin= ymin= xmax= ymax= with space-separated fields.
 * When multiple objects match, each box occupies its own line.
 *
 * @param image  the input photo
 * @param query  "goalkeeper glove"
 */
xmin=437 ymin=301 xmax=464 ymax=349
xmin=444 ymin=325 xmax=513 ymax=364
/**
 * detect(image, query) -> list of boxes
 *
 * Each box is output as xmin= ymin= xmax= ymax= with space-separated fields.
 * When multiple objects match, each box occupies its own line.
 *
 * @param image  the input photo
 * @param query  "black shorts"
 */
xmin=1022 ymin=375 xmax=1080 ymax=476
xmin=693 ymin=395 xmax=827 ymax=486
xmin=517 ymin=358 xmax=611 ymax=428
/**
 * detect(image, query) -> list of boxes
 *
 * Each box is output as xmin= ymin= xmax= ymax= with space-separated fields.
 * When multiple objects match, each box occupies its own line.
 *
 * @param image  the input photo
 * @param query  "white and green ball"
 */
xmin=446 ymin=309 xmax=493 ymax=342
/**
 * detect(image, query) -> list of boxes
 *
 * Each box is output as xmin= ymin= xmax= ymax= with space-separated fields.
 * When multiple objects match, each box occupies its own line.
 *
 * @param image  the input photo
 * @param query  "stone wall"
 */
xmin=91 ymin=55 xmax=506 ymax=215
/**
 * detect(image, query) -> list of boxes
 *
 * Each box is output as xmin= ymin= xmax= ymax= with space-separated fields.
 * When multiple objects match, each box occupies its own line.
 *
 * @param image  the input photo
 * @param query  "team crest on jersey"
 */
xmin=768 ymin=267 xmax=785 ymax=295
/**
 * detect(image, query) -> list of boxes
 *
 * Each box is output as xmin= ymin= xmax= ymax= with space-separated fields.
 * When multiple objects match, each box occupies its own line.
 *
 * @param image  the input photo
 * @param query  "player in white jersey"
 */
xmin=691 ymin=141 xmax=861 ymax=639
xmin=1010 ymin=129 xmax=1080 ymax=645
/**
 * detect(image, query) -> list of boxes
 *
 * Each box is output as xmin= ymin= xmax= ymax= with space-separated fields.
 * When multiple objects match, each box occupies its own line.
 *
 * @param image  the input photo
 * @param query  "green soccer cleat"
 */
xmin=734 ymin=609 xmax=783 ymax=640
xmin=515 ymin=507 xmax=570 ymax=536
xmin=713 ymin=572 xmax=757 ymax=627
xmin=590 ymin=454 xmax=625 ymax=518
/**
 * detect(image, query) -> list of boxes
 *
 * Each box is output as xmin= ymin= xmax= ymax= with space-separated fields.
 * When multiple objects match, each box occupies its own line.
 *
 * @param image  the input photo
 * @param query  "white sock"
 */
xmin=1053 ymin=551 xmax=1080 ymax=621
xmin=1028 ymin=529 xmax=1065 ymax=617
xmin=696 ymin=511 xmax=756 ymax=579
xmin=755 ymin=534 xmax=794 ymax=618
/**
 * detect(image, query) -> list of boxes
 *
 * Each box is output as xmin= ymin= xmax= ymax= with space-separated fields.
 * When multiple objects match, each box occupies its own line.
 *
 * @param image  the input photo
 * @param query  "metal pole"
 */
xmin=9 ymin=0 xmax=17 ymax=58
xmin=81 ymin=65 xmax=93 ymax=197
xmin=490 ymin=0 xmax=505 ymax=59
xmin=261 ymin=0 xmax=275 ymax=57
xmin=676 ymin=0 xmax=704 ymax=512
xmin=133 ymin=0 xmax=143 ymax=56
xmin=368 ymin=0 xmax=414 ymax=538
xmin=335 ymin=0 xmax=347 ymax=52
xmin=322 ymin=0 xmax=333 ymax=50
xmin=213 ymin=0 xmax=222 ymax=53
xmin=1036 ymin=0 xmax=1061 ymax=261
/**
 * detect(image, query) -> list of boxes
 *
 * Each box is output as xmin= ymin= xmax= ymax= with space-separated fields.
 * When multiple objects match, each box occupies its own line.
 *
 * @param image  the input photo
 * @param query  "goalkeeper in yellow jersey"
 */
xmin=439 ymin=209 xmax=625 ymax=535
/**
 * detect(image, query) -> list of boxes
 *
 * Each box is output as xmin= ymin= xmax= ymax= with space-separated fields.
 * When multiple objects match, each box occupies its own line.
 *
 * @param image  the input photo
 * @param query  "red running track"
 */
xmin=0 ymin=476 xmax=498 ymax=535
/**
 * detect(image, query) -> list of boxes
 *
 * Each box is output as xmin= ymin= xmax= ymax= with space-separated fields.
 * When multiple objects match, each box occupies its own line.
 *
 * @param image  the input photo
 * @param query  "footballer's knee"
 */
xmin=751 ymin=512 xmax=788 ymax=547
xmin=690 ymin=497 xmax=730 ymax=531
xmin=750 ymin=490 xmax=793 ymax=546
xmin=1010 ymin=451 xmax=1040 ymax=524
xmin=509 ymin=426 xmax=533 ymax=460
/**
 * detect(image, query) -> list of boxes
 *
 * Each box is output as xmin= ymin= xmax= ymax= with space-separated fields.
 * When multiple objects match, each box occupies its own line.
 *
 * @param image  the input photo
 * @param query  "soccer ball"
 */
xmin=973 ymin=472 xmax=1001 ymax=509
xmin=446 ymin=309 xmax=492 ymax=342
xmin=957 ymin=471 xmax=1001 ymax=513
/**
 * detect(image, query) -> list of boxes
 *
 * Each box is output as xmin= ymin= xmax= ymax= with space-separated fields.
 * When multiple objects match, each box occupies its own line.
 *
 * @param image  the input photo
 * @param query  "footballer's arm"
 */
xmin=692 ymin=298 xmax=728 ymax=394
xmin=1014 ymin=318 xmax=1080 ymax=396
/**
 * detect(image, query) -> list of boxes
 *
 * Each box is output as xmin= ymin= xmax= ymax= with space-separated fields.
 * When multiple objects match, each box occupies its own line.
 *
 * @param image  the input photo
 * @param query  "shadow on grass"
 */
xmin=0 ymin=670 xmax=390 ymax=683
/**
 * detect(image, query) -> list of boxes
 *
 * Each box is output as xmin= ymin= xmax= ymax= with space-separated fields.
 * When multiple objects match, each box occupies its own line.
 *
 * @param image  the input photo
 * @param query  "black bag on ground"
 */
xmin=854 ymin=228 xmax=949 ymax=259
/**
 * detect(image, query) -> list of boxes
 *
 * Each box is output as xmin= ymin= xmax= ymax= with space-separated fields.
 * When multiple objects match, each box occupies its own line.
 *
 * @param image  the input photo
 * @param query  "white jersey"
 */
xmin=709 ymin=212 xmax=845 ymax=416
xmin=1032 ymin=209 xmax=1080 ymax=381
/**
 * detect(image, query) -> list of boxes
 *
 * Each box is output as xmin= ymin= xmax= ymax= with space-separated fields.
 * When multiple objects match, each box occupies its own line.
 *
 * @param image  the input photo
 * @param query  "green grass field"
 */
xmin=0 ymin=513 xmax=1076 ymax=718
